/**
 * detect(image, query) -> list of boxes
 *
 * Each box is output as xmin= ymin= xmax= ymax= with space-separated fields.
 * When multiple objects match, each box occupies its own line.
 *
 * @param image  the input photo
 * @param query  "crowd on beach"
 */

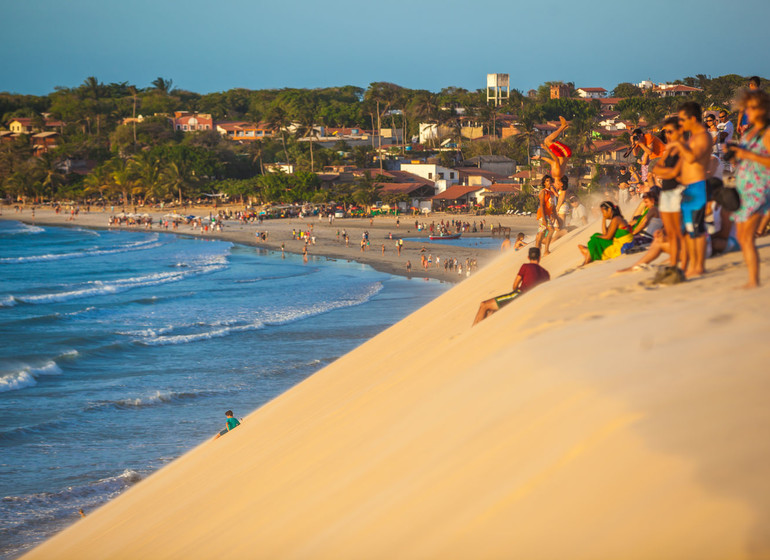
xmin=527 ymin=76 xmax=769 ymax=289
xmin=475 ymin=76 xmax=769 ymax=324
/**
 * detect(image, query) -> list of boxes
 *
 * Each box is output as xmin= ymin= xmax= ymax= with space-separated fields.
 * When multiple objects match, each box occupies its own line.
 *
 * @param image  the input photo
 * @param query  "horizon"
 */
xmin=2 ymin=0 xmax=769 ymax=98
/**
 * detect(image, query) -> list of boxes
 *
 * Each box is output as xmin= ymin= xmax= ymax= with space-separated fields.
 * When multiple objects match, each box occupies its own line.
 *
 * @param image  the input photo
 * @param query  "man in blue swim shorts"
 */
xmin=670 ymin=101 xmax=713 ymax=278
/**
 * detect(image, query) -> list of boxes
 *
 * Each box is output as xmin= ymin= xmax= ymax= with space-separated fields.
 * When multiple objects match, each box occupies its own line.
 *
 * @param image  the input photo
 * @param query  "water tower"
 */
xmin=486 ymin=74 xmax=510 ymax=106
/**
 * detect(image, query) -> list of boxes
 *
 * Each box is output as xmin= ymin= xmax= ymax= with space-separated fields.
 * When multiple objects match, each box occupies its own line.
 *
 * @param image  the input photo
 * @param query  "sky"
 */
xmin=2 ymin=0 xmax=769 ymax=96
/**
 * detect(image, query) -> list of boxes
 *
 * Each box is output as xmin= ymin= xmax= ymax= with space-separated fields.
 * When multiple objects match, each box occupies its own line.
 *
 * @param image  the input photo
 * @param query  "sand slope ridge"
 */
xmin=23 ymin=228 xmax=770 ymax=560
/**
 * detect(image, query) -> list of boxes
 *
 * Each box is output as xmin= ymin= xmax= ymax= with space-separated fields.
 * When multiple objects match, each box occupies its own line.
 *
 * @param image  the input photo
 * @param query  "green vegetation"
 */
xmin=0 ymin=74 xmax=763 ymax=205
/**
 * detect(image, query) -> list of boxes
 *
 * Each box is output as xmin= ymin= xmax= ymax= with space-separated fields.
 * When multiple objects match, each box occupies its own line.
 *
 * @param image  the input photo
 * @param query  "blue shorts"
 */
xmin=681 ymin=181 xmax=707 ymax=238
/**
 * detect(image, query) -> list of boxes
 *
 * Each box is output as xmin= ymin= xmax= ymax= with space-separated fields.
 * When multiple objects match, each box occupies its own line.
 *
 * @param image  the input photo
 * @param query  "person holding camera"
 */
xmin=666 ymin=102 xmax=713 ymax=279
xmin=727 ymin=88 xmax=770 ymax=288
xmin=628 ymin=127 xmax=666 ymax=183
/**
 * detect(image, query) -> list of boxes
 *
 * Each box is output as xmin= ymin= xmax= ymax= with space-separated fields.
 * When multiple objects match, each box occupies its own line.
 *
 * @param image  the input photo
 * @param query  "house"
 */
xmin=170 ymin=111 xmax=213 ymax=132
xmin=510 ymin=170 xmax=535 ymax=186
xmin=458 ymin=117 xmax=484 ymax=140
xmin=399 ymin=163 xmax=458 ymax=192
xmin=378 ymin=182 xmax=437 ymax=211
xmin=576 ymin=87 xmax=607 ymax=99
xmin=550 ymin=83 xmax=571 ymax=99
xmin=431 ymin=184 xmax=486 ymax=209
xmin=56 ymin=159 xmax=97 ymax=175
xmin=326 ymin=127 xmax=367 ymax=137
xmin=477 ymin=184 xmax=521 ymax=207
xmin=590 ymin=140 xmax=635 ymax=165
xmin=418 ymin=123 xmax=454 ymax=145
xmin=460 ymin=155 xmax=516 ymax=177
xmin=7 ymin=117 xmax=64 ymax=134
xmin=597 ymin=97 xmax=622 ymax=111
xmin=652 ymin=84 xmax=703 ymax=97
xmin=263 ymin=163 xmax=295 ymax=174
xmin=216 ymin=121 xmax=274 ymax=141
xmin=455 ymin=168 xmax=506 ymax=187
xmin=122 ymin=115 xmax=146 ymax=126
xmin=31 ymin=131 xmax=59 ymax=155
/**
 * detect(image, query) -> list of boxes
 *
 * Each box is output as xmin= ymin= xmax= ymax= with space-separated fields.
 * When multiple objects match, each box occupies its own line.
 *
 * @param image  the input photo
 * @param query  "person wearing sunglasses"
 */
xmin=728 ymin=89 xmax=770 ymax=288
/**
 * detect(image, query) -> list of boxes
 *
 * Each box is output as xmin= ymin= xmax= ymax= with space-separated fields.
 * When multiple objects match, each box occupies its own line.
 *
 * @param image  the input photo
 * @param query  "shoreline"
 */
xmin=0 ymin=206 xmax=540 ymax=283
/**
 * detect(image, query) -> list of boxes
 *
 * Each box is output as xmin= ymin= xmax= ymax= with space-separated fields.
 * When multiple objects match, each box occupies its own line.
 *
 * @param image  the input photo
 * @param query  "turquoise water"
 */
xmin=0 ymin=221 xmax=448 ymax=559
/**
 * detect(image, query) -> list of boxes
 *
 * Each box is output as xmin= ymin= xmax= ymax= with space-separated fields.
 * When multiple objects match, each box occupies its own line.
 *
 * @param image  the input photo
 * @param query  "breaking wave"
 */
xmin=85 ymin=389 xmax=217 ymax=411
xmin=0 ymin=234 xmax=161 ymax=263
xmin=10 ymin=259 xmax=227 ymax=305
xmin=131 ymin=281 xmax=383 ymax=347
xmin=0 ymin=360 xmax=63 ymax=393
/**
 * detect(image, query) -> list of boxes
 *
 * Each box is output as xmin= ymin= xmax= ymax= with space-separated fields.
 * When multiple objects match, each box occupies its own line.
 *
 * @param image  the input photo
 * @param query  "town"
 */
xmin=0 ymin=74 xmax=752 ymax=215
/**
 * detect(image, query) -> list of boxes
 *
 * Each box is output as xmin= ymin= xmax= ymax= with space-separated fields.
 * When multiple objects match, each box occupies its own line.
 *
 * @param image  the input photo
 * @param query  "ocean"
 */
xmin=0 ymin=220 xmax=448 ymax=559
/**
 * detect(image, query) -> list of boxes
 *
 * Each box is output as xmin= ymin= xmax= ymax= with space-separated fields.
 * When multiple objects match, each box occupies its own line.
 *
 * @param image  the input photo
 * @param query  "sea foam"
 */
xmin=0 ymin=361 xmax=63 ymax=393
xmin=0 ymin=235 xmax=162 ymax=263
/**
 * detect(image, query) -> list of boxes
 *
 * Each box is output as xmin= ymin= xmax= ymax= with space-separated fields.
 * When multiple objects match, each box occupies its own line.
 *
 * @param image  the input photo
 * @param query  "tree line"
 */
xmin=0 ymin=73 xmax=762 ymax=205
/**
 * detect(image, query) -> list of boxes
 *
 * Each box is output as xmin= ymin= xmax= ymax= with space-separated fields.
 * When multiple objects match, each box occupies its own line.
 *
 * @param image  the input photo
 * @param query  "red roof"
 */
xmin=577 ymin=87 xmax=607 ymax=92
xmin=654 ymin=85 xmax=703 ymax=92
xmin=432 ymin=184 xmax=484 ymax=200
xmin=482 ymin=184 xmax=519 ymax=193
xmin=378 ymin=183 xmax=433 ymax=195
xmin=455 ymin=167 xmax=505 ymax=181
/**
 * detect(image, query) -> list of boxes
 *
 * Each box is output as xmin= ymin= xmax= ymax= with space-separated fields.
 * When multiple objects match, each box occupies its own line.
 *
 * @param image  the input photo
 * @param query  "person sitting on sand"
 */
xmin=472 ymin=247 xmax=550 ymax=326
xmin=578 ymin=201 xmax=633 ymax=265
xmin=513 ymin=232 xmax=527 ymax=251
xmin=628 ymin=190 xmax=662 ymax=238
xmin=214 ymin=410 xmax=241 ymax=439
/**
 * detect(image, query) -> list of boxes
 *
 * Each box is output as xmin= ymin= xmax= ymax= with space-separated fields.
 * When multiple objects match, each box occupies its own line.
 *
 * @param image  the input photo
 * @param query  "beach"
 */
xmin=0 ymin=204 xmax=538 ymax=282
xmin=15 ymin=208 xmax=770 ymax=559
xmin=0 ymin=217 xmax=451 ymax=558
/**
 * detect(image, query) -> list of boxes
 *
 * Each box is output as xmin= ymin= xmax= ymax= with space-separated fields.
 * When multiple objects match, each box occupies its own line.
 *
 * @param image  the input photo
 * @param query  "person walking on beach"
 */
xmin=214 ymin=410 xmax=241 ymax=439
xmin=472 ymin=247 xmax=550 ymax=325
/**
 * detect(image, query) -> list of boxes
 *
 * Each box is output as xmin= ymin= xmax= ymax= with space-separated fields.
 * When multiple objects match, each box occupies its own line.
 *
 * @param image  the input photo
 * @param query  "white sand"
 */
xmin=20 ymin=217 xmax=770 ymax=559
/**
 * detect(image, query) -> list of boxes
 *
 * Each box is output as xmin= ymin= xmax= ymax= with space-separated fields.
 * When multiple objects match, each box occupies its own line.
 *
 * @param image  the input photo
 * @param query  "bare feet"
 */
xmin=559 ymin=116 xmax=569 ymax=128
xmin=578 ymin=245 xmax=591 ymax=266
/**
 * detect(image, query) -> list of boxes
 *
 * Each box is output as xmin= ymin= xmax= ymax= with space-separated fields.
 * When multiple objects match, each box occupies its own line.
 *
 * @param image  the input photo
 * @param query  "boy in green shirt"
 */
xmin=214 ymin=410 xmax=240 ymax=439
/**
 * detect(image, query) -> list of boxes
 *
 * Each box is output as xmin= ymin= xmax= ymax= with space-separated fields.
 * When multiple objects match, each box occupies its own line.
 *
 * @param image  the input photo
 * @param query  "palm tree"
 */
xmin=83 ymin=164 xmax=113 ymax=200
xmin=352 ymin=171 xmax=384 ymax=213
xmin=109 ymin=158 xmax=136 ymax=206
xmin=151 ymin=77 xmax=174 ymax=96
xmin=160 ymin=159 xmax=198 ymax=205
xmin=266 ymin=106 xmax=291 ymax=164
xmin=37 ymin=153 xmax=67 ymax=199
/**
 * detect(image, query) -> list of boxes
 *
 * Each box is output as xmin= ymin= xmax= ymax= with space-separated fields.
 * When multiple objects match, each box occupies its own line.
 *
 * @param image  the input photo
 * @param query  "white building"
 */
xmin=575 ymin=87 xmax=607 ymax=99
xmin=399 ymin=163 xmax=459 ymax=190
xmin=418 ymin=123 xmax=453 ymax=145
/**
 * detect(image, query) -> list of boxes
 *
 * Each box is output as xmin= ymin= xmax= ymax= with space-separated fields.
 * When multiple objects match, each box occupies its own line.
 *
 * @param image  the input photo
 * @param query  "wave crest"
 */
xmin=0 ymin=360 xmax=63 ymax=393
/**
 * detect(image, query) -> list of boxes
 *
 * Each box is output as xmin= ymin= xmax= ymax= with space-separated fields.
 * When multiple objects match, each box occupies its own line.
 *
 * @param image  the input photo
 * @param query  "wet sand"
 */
xmin=0 ymin=205 xmax=539 ymax=283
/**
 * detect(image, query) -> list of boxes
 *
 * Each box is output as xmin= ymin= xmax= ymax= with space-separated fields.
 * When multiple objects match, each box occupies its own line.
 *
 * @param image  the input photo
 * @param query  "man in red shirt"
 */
xmin=472 ymin=247 xmax=550 ymax=325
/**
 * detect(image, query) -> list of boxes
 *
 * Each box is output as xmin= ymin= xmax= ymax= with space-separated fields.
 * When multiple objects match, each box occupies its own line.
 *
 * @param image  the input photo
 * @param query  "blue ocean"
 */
xmin=0 ymin=220 xmax=447 ymax=559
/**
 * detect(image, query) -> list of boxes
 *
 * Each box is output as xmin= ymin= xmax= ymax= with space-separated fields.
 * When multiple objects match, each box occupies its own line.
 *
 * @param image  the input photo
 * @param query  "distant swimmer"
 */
xmin=78 ymin=508 xmax=86 ymax=518
xmin=214 ymin=410 xmax=241 ymax=439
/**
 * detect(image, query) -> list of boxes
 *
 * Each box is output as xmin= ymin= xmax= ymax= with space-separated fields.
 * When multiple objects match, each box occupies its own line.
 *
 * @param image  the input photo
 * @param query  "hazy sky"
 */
xmin=2 ymin=0 xmax=768 ymax=96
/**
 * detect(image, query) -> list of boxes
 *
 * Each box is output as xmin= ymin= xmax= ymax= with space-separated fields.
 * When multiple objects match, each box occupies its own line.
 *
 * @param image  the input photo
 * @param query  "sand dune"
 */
xmin=22 ymin=223 xmax=770 ymax=559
